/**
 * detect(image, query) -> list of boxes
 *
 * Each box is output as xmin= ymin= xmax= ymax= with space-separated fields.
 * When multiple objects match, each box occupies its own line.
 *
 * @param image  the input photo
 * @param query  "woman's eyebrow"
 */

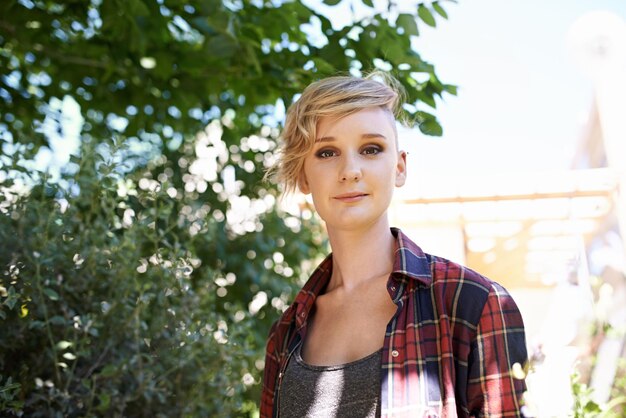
xmin=315 ymin=136 xmax=336 ymax=143
xmin=361 ymin=132 xmax=387 ymax=140
xmin=315 ymin=133 xmax=388 ymax=142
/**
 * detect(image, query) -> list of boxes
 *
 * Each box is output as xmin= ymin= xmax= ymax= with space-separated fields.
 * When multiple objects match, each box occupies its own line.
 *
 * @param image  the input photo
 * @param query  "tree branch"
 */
xmin=41 ymin=47 xmax=111 ymax=69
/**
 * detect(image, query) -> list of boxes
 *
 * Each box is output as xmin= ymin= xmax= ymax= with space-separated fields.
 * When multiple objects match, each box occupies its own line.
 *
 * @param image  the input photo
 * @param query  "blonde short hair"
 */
xmin=267 ymin=72 xmax=405 ymax=195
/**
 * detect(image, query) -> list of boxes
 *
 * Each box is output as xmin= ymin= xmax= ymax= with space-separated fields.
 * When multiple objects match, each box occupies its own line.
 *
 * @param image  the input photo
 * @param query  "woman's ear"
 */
xmin=395 ymin=150 xmax=407 ymax=187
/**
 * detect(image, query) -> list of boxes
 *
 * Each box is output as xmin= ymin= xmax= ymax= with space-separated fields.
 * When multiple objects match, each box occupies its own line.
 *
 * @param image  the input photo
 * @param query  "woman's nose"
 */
xmin=339 ymin=154 xmax=362 ymax=182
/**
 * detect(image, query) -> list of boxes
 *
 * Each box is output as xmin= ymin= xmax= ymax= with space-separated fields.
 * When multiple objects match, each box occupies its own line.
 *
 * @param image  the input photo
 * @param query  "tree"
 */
xmin=0 ymin=0 xmax=456 ymax=415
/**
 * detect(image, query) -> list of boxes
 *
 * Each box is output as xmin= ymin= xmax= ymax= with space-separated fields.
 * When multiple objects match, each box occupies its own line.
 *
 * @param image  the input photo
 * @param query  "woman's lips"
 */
xmin=333 ymin=192 xmax=368 ymax=202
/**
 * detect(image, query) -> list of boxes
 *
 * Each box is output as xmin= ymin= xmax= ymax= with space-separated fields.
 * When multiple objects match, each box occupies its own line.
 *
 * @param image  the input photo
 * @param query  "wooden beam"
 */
xmin=402 ymin=189 xmax=615 ymax=205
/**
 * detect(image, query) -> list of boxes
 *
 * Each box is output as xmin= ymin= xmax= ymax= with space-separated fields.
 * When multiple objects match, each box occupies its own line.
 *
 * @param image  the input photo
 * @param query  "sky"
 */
xmin=400 ymin=0 xmax=626 ymax=178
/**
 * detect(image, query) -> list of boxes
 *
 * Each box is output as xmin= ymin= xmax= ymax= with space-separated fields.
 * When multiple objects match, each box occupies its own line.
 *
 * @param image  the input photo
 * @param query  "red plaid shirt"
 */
xmin=261 ymin=228 xmax=527 ymax=417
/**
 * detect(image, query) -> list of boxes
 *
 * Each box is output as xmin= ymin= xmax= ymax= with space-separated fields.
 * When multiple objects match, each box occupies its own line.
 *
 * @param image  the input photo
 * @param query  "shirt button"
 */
xmin=299 ymin=312 xmax=305 ymax=318
xmin=390 ymin=286 xmax=396 ymax=292
xmin=391 ymin=350 xmax=399 ymax=358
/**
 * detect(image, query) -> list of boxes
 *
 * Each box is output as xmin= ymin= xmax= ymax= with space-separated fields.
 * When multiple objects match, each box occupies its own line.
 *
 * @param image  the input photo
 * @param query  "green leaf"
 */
xmin=48 ymin=316 xmax=66 ymax=325
xmin=443 ymin=84 xmax=458 ymax=95
xmin=432 ymin=2 xmax=448 ymax=19
xmin=418 ymin=5 xmax=437 ymax=27
xmin=382 ymin=37 xmax=408 ymax=63
xmin=314 ymin=60 xmax=338 ymax=76
xmin=128 ymin=0 xmax=150 ymax=17
xmin=419 ymin=119 xmax=443 ymax=136
xmin=323 ymin=0 xmax=342 ymax=5
xmin=190 ymin=17 xmax=217 ymax=36
xmin=397 ymin=14 xmax=419 ymax=37
xmin=205 ymin=34 xmax=238 ymax=58
xmin=28 ymin=320 xmax=45 ymax=329
xmin=413 ymin=90 xmax=435 ymax=108
xmin=44 ymin=288 xmax=59 ymax=301
xmin=362 ymin=0 xmax=374 ymax=7
xmin=4 ymin=286 xmax=18 ymax=310
xmin=100 ymin=365 xmax=118 ymax=378
xmin=583 ymin=400 xmax=602 ymax=413
xmin=415 ymin=110 xmax=433 ymax=123
xmin=97 ymin=393 xmax=111 ymax=411
xmin=0 ymin=379 xmax=20 ymax=392
xmin=414 ymin=111 xmax=443 ymax=136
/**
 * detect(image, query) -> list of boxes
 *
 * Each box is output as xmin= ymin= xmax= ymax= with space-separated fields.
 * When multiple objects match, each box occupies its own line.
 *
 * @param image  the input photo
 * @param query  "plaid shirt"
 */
xmin=261 ymin=228 xmax=527 ymax=417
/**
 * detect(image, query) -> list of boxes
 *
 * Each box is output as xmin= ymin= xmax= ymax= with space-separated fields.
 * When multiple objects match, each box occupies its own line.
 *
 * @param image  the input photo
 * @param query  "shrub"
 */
xmin=0 ymin=141 xmax=320 ymax=416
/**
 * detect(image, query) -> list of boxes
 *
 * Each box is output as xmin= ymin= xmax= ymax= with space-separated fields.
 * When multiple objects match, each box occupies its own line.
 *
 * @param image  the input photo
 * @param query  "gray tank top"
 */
xmin=278 ymin=342 xmax=382 ymax=417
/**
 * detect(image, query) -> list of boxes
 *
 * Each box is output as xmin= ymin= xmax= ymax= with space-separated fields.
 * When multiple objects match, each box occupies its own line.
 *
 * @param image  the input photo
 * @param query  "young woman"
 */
xmin=261 ymin=74 xmax=527 ymax=417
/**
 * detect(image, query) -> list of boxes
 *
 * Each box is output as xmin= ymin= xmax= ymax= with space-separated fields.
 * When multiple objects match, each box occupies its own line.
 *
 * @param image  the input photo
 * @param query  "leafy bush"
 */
xmin=0 ymin=141 xmax=321 ymax=416
xmin=1 ymin=139 xmax=325 ymax=416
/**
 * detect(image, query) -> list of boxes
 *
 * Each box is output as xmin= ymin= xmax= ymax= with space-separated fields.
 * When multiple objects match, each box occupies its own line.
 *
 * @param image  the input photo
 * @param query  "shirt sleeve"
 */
xmin=260 ymin=320 xmax=280 ymax=418
xmin=466 ymin=282 xmax=528 ymax=417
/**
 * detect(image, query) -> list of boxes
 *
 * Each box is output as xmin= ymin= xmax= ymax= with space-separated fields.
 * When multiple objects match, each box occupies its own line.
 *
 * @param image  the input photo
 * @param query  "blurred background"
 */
xmin=1 ymin=0 xmax=625 ymax=416
xmin=391 ymin=1 xmax=626 ymax=416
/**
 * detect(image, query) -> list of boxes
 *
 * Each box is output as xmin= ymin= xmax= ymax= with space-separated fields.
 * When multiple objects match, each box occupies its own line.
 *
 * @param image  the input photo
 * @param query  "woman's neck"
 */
xmin=325 ymin=219 xmax=396 ymax=293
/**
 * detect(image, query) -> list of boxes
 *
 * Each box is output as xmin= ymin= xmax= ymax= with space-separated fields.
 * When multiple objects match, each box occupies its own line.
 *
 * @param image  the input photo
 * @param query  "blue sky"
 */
xmin=403 ymin=0 xmax=626 ymax=175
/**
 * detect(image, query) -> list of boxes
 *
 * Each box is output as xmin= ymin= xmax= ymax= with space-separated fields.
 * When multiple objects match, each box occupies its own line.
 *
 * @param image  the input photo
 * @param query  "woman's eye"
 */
xmin=316 ymin=149 xmax=336 ymax=158
xmin=362 ymin=146 xmax=382 ymax=155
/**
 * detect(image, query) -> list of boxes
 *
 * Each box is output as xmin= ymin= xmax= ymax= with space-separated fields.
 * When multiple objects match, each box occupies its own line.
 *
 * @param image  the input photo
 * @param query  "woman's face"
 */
xmin=299 ymin=107 xmax=407 ymax=232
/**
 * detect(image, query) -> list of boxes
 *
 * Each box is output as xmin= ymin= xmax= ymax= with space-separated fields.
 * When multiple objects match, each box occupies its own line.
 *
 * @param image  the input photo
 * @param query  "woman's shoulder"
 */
xmin=428 ymin=253 xmax=495 ymax=291
xmin=425 ymin=252 xmax=521 ymax=324
xmin=395 ymin=228 xmax=505 ymax=294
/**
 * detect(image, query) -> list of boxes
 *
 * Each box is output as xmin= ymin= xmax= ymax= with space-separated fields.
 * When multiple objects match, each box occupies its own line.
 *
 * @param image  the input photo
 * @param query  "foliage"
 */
xmin=0 ymin=375 xmax=23 ymax=413
xmin=567 ymin=277 xmax=626 ymax=418
xmin=571 ymin=370 xmax=603 ymax=418
xmin=609 ymin=358 xmax=626 ymax=417
xmin=570 ymin=369 xmax=626 ymax=418
xmin=1 ymin=138 xmax=323 ymax=416
xmin=0 ymin=0 xmax=456 ymax=416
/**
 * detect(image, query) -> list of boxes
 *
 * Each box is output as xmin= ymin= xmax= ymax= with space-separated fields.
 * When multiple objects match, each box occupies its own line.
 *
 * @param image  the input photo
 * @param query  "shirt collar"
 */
xmin=390 ymin=227 xmax=432 ymax=286
xmin=292 ymin=228 xmax=432 ymax=319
